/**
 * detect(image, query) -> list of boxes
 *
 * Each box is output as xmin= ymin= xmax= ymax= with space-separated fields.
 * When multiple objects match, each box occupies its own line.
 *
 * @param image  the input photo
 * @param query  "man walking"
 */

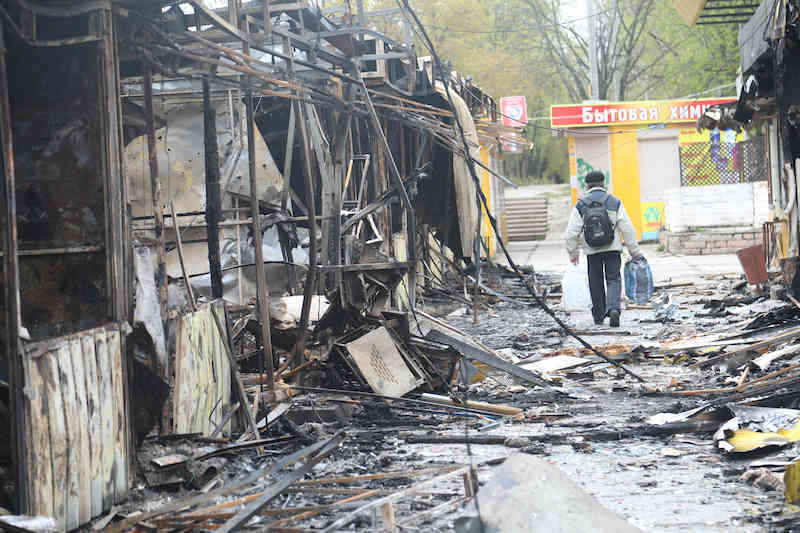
xmin=564 ymin=171 xmax=642 ymax=327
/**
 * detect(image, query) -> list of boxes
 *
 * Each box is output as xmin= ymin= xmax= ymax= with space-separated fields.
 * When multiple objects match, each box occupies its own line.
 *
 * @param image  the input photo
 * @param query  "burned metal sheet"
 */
xmin=344 ymin=327 xmax=419 ymax=398
xmin=173 ymin=301 xmax=232 ymax=436
xmin=22 ymin=324 xmax=129 ymax=532
xmin=133 ymin=245 xmax=167 ymax=369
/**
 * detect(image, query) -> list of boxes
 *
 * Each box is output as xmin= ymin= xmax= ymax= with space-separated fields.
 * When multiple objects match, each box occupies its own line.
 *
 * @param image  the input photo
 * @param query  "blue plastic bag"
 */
xmin=624 ymin=256 xmax=654 ymax=304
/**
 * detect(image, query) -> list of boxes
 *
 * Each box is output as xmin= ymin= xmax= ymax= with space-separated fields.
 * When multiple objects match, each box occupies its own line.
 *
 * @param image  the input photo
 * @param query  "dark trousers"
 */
xmin=587 ymin=251 xmax=622 ymax=321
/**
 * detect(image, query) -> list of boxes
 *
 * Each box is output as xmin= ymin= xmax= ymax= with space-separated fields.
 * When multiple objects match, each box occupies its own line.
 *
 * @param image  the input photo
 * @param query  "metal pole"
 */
xmin=243 ymin=41 xmax=276 ymax=392
xmin=586 ymin=0 xmax=600 ymax=100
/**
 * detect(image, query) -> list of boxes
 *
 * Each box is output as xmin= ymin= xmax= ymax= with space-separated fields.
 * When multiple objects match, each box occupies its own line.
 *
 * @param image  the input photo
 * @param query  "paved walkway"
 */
xmin=497 ymin=240 xmax=744 ymax=283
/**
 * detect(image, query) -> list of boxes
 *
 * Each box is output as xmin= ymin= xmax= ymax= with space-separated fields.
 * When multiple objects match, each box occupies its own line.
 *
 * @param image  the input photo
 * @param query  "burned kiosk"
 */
xmin=0 ymin=2 xmax=132 ymax=530
xmin=0 ymin=1 xmax=520 ymax=531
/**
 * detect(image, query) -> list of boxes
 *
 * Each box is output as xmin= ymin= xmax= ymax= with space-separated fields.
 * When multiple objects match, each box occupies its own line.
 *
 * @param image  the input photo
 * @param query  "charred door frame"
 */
xmin=0 ymin=1 xmax=130 ymax=514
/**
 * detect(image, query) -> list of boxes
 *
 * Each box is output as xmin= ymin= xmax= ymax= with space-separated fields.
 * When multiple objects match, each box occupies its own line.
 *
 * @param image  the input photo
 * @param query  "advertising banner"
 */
xmin=641 ymin=202 xmax=665 ymax=241
xmin=501 ymin=96 xmax=528 ymax=127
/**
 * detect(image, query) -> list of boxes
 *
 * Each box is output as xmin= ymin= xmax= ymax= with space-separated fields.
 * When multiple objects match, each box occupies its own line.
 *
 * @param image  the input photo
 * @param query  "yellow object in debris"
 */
xmin=726 ymin=420 xmax=800 ymax=453
xmin=785 ymin=461 xmax=800 ymax=504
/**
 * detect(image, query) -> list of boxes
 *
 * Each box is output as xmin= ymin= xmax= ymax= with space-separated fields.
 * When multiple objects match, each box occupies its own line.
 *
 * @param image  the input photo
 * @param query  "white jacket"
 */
xmin=564 ymin=187 xmax=641 ymax=259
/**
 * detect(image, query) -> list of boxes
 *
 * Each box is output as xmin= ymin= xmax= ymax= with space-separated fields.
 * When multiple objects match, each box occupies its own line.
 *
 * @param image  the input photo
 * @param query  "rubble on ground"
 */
xmin=67 ymin=264 xmax=800 ymax=532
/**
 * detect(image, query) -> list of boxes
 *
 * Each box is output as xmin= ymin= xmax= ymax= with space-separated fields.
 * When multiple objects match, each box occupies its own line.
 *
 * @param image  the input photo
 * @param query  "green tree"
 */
xmin=321 ymin=0 xmax=739 ymax=183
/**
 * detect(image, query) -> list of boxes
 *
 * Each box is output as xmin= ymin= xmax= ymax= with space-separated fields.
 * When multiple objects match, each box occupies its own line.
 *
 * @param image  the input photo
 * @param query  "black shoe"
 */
xmin=609 ymin=310 xmax=620 ymax=328
xmin=594 ymin=316 xmax=605 ymax=325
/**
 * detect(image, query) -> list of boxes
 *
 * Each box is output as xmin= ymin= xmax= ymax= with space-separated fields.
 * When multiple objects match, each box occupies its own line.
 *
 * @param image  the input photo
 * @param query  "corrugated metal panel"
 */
xmin=739 ymin=0 xmax=775 ymax=73
xmin=173 ymin=301 xmax=232 ymax=436
xmin=23 ymin=323 xmax=129 ymax=533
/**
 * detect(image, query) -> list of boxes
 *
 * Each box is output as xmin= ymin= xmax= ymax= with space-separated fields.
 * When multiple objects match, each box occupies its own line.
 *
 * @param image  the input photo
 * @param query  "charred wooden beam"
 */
xmin=210 ymin=306 xmax=261 ymax=442
xmin=279 ymin=82 xmax=298 ymax=294
xmin=356 ymin=69 xmax=417 ymax=306
xmin=0 ymin=22 xmax=26 ymax=514
xmin=142 ymin=62 xmax=168 ymax=350
xmin=203 ymin=77 xmax=224 ymax=298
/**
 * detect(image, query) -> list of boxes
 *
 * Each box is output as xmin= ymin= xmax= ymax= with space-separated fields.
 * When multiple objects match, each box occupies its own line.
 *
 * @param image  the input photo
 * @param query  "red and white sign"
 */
xmin=501 ymin=96 xmax=528 ymax=127
xmin=550 ymin=97 xmax=736 ymax=128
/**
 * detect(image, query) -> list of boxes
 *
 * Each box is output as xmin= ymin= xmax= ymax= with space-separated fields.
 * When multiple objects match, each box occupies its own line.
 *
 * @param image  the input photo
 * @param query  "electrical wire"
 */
xmin=424 ymin=6 xmax=616 ymax=34
xmin=462 ymin=81 xmax=735 ymax=138
xmin=394 ymin=2 xmax=649 ymax=531
xmin=398 ymin=0 xmax=644 ymax=383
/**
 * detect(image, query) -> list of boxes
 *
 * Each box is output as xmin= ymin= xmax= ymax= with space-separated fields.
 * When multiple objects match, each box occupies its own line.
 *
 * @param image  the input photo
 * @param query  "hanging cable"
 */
xmin=397 ymin=0 xmax=644 ymax=384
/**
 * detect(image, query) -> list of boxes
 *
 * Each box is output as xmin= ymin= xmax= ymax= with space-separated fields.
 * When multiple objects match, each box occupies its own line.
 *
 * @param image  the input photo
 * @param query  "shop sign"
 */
xmin=550 ymin=97 xmax=736 ymax=128
xmin=501 ymin=96 xmax=528 ymax=127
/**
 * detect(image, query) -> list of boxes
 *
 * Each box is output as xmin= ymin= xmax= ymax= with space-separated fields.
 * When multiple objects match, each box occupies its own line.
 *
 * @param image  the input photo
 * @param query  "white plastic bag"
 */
xmin=561 ymin=263 xmax=592 ymax=311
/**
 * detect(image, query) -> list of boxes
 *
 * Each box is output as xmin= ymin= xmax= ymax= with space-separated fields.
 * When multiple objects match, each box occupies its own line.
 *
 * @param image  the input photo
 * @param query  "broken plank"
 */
xmin=396 ymin=496 xmax=470 ymax=529
xmin=215 ymin=433 xmax=345 ymax=533
xmin=57 ymin=342 xmax=81 ymax=531
xmin=104 ymin=438 xmax=335 ymax=533
xmin=697 ymin=326 xmax=800 ymax=368
xmin=108 ymin=329 xmax=127 ymax=503
xmin=425 ymin=329 xmax=556 ymax=389
xmin=753 ymin=343 xmax=800 ymax=371
xmin=293 ymin=466 xmax=460 ymax=487
xmin=418 ymin=393 xmax=522 ymax=417
xmin=211 ymin=305 xmax=261 ymax=442
xmin=319 ymin=466 xmax=471 ymax=533
xmin=287 ymin=385 xmax=506 ymax=418
xmin=170 ymin=201 xmax=197 ymax=311
xmin=95 ymin=329 xmax=115 ymax=512
xmin=43 ymin=351 xmax=68 ymax=532
xmin=59 ymin=341 xmax=84 ymax=529
xmin=81 ymin=334 xmax=102 ymax=519
xmin=262 ymin=490 xmax=381 ymax=530
xmin=24 ymin=350 xmax=53 ymax=518
xmin=192 ymin=436 xmax=297 ymax=462
xmin=654 ymin=281 xmax=694 ymax=289
xmin=209 ymin=402 xmax=240 ymax=439
xmin=69 ymin=339 xmax=91 ymax=526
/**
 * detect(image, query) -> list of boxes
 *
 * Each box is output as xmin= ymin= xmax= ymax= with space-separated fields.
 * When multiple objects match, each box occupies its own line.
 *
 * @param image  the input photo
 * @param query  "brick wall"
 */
xmin=660 ymin=228 xmax=762 ymax=255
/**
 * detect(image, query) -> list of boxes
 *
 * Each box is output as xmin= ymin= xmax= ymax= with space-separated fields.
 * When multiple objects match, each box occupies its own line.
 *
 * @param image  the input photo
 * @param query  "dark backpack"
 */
xmin=577 ymin=193 xmax=618 ymax=248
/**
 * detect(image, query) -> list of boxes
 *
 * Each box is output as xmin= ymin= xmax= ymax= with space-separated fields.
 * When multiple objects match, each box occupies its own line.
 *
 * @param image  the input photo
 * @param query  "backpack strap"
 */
xmin=605 ymin=194 xmax=621 ymax=212
xmin=575 ymin=199 xmax=586 ymax=217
